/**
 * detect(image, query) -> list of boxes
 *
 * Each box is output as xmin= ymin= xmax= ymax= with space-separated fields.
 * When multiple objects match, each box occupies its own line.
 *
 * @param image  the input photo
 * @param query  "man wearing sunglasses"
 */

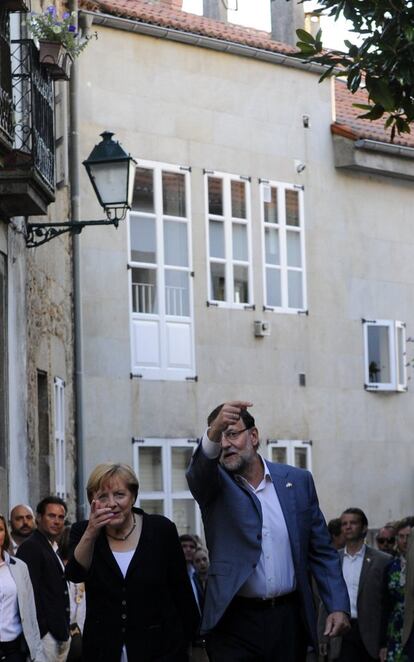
xmin=186 ymin=400 xmax=350 ymax=662
xmin=376 ymin=525 xmax=397 ymax=556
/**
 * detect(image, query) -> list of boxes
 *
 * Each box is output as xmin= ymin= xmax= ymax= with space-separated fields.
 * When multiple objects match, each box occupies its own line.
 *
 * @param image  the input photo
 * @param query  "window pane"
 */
xmin=233 ymin=265 xmax=248 ymax=304
xmin=172 ymin=447 xmax=194 ymax=491
xmin=287 ymin=270 xmax=303 ymax=309
xmin=130 ymin=215 xmax=156 ymax=263
xmin=172 ymin=499 xmax=196 ymax=536
xmin=162 ymin=172 xmax=186 ymax=217
xmin=232 ymin=223 xmax=248 ymax=261
xmin=264 ymin=187 xmax=278 ymax=224
xmin=164 ymin=221 xmax=188 ymax=267
xmin=286 ymin=231 xmax=301 ymax=267
xmin=231 ymin=180 xmax=246 ymax=218
xmin=208 ymin=177 xmax=223 ymax=216
xmin=140 ymin=499 xmax=164 ymax=515
xmin=265 ymin=228 xmax=279 ymax=265
xmin=266 ymin=268 xmax=281 ymax=307
xmin=138 ymin=447 xmax=163 ymax=491
xmin=132 ymin=167 xmax=154 ymax=212
xmin=209 ymin=220 xmax=225 ymax=258
xmin=131 ymin=268 xmax=157 ymax=314
xmin=294 ymin=447 xmax=308 ymax=469
xmin=165 ymin=270 xmax=189 ymax=316
xmin=211 ymin=262 xmax=225 ymax=301
xmin=367 ymin=326 xmax=391 ymax=384
xmin=271 ymin=447 xmax=287 ymax=464
xmin=286 ymin=190 xmax=299 ymax=226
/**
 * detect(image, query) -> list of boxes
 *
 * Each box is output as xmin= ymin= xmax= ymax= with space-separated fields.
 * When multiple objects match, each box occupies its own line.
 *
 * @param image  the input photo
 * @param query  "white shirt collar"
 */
xmin=235 ymin=455 xmax=271 ymax=491
xmin=344 ymin=543 xmax=366 ymax=559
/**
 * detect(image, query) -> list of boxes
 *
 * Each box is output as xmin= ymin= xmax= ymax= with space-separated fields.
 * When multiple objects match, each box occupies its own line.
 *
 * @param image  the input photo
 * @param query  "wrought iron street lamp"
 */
xmin=26 ymin=132 xmax=137 ymax=247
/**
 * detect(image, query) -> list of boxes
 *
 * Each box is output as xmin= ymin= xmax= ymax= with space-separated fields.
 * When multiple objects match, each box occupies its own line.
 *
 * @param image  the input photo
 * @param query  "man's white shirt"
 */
xmin=202 ymin=432 xmax=296 ymax=598
xmin=342 ymin=544 xmax=366 ymax=618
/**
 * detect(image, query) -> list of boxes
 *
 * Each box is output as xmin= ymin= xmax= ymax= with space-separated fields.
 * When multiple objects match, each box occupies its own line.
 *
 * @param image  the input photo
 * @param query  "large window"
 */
xmin=363 ymin=319 xmax=407 ymax=391
xmin=206 ymin=171 xmax=253 ymax=307
xmin=267 ymin=440 xmax=312 ymax=472
xmin=54 ymin=377 xmax=65 ymax=498
xmin=261 ymin=181 xmax=306 ymax=312
xmin=132 ymin=439 xmax=201 ymax=536
xmin=129 ymin=162 xmax=195 ymax=380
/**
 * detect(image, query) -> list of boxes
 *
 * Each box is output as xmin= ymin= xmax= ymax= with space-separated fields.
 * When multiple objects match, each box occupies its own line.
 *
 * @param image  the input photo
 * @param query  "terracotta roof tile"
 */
xmin=334 ymin=80 xmax=414 ymax=149
xmin=79 ymin=0 xmax=296 ymax=55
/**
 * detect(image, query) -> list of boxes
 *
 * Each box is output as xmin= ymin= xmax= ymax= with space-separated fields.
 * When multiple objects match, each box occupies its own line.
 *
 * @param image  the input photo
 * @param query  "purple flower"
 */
xmin=46 ymin=5 xmax=56 ymax=15
xmin=63 ymin=12 xmax=70 ymax=19
xmin=68 ymin=25 xmax=76 ymax=32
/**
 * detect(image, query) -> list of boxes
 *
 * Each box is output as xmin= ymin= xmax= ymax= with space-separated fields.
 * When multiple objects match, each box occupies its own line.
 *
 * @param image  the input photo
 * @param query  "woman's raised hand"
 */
xmin=87 ymin=499 xmax=115 ymax=536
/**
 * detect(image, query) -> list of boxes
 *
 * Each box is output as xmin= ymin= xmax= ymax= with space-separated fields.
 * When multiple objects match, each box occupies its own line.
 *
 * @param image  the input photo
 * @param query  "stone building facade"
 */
xmin=71 ymin=0 xmax=414 ymax=531
xmin=0 ymin=1 xmax=76 ymax=519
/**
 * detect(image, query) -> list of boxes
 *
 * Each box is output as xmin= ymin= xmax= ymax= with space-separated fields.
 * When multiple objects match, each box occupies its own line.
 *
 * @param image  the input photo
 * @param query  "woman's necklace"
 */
xmin=106 ymin=514 xmax=136 ymax=541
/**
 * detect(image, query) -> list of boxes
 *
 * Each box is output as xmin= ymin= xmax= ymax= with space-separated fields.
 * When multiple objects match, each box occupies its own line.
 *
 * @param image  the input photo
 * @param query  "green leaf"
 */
xmin=296 ymin=42 xmax=318 ymax=54
xmin=366 ymin=78 xmax=396 ymax=112
xmin=353 ymin=103 xmax=374 ymax=111
xmin=319 ymin=65 xmax=335 ymax=83
xmin=357 ymin=104 xmax=385 ymax=121
xmin=296 ymin=29 xmax=316 ymax=45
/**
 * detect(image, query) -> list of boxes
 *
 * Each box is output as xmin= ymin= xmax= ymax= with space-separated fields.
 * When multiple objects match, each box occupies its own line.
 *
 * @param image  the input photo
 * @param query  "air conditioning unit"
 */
xmin=254 ymin=320 xmax=271 ymax=337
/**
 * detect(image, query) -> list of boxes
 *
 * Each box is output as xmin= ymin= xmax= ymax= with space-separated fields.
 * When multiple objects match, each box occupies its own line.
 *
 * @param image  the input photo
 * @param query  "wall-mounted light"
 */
xmin=26 ymin=132 xmax=137 ymax=247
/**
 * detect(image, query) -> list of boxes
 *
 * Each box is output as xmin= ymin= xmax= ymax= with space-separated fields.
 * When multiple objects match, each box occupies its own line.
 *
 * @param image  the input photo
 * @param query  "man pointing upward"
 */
xmin=187 ymin=400 xmax=350 ymax=661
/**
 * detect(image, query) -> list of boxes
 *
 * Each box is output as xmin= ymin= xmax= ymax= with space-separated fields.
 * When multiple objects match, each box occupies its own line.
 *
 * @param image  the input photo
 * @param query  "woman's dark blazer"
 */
xmin=66 ymin=508 xmax=199 ymax=661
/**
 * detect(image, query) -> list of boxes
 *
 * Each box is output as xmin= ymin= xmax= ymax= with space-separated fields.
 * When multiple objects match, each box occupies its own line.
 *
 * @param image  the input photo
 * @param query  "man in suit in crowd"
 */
xmin=9 ymin=503 xmax=36 ymax=554
xmin=320 ymin=508 xmax=391 ymax=661
xmin=328 ymin=518 xmax=345 ymax=550
xmin=186 ymin=400 xmax=350 ymax=662
xmin=17 ymin=496 xmax=70 ymax=662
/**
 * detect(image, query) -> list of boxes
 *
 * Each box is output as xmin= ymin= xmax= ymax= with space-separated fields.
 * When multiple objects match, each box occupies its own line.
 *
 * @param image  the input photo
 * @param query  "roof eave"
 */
xmin=81 ymin=9 xmax=328 ymax=74
xmin=332 ymin=131 xmax=414 ymax=181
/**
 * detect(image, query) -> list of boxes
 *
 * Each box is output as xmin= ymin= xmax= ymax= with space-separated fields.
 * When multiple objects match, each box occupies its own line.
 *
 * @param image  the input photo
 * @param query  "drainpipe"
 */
xmin=68 ymin=0 xmax=87 ymax=519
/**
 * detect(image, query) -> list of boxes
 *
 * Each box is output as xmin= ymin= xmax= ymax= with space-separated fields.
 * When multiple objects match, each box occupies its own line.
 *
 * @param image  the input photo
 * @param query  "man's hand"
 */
xmin=379 ymin=648 xmax=387 ymax=662
xmin=208 ymin=400 xmax=253 ymax=443
xmin=324 ymin=611 xmax=350 ymax=637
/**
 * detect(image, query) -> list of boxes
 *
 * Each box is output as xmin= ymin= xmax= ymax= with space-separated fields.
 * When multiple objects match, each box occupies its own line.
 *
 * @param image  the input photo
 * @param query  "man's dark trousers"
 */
xmin=206 ymin=592 xmax=308 ymax=662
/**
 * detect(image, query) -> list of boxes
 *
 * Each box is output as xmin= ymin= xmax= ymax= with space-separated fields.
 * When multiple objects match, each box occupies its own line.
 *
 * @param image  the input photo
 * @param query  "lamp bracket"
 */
xmin=26 ymin=208 xmax=128 ymax=248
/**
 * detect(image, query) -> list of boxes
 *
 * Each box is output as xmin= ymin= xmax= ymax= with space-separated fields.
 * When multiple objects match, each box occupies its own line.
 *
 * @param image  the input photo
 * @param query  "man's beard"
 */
xmin=14 ymin=528 xmax=33 ymax=538
xmin=219 ymin=452 xmax=247 ymax=474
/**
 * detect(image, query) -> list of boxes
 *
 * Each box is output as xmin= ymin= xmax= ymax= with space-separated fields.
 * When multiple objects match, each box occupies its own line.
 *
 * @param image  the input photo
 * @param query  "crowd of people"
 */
xmin=1 ymin=401 xmax=414 ymax=661
xmin=318 ymin=511 xmax=414 ymax=662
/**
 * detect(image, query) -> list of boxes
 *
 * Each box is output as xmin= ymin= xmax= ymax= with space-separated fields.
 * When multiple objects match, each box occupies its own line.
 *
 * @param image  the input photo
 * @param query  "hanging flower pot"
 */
xmin=39 ymin=40 xmax=73 ymax=81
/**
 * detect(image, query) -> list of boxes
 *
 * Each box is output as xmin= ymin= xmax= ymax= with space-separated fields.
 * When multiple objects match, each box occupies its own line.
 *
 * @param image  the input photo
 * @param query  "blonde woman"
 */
xmin=0 ymin=514 xmax=46 ymax=661
xmin=66 ymin=463 xmax=199 ymax=661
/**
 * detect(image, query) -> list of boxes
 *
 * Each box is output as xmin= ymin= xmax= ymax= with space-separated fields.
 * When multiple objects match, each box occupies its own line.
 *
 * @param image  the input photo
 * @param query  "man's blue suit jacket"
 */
xmin=186 ymin=443 xmax=350 ymax=649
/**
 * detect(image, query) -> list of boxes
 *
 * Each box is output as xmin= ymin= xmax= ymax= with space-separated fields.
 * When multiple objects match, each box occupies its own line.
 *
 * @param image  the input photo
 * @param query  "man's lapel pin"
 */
xmin=286 ymin=482 xmax=293 ymax=488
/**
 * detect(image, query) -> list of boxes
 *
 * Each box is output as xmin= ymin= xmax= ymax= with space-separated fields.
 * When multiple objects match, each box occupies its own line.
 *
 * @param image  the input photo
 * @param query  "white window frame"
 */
xmin=128 ymin=160 xmax=195 ymax=381
xmin=205 ymin=170 xmax=253 ymax=308
xmin=54 ymin=377 xmax=66 ymax=498
xmin=132 ymin=438 xmax=201 ymax=536
xmin=363 ymin=319 xmax=407 ymax=392
xmin=266 ymin=439 xmax=312 ymax=472
xmin=260 ymin=180 xmax=307 ymax=313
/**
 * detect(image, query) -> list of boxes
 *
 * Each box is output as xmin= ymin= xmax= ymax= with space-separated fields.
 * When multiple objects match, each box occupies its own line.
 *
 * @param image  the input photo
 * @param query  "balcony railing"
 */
xmin=0 ymin=9 xmax=14 ymax=152
xmin=0 ymin=37 xmax=55 ymax=216
xmin=11 ymin=38 xmax=54 ymax=191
